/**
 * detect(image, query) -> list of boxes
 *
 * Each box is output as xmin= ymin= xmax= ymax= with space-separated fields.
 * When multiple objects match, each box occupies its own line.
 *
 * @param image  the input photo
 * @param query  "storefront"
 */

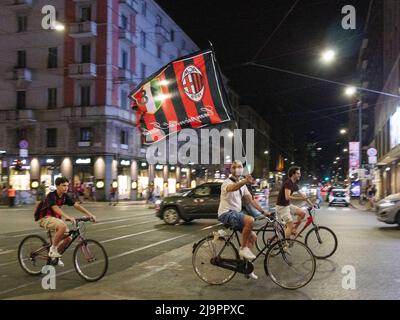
xmin=40 ymin=157 xmax=62 ymax=186
xmin=118 ymin=159 xmax=131 ymax=200
xmin=167 ymin=165 xmax=177 ymax=194
xmin=73 ymin=157 xmax=94 ymax=200
xmin=9 ymin=159 xmax=30 ymax=190
xmin=137 ymin=161 xmax=149 ymax=199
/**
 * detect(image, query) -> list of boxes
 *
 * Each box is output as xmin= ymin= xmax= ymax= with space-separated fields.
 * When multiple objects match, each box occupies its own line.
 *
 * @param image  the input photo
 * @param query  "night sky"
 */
xmin=156 ymin=0 xmax=370 ymax=179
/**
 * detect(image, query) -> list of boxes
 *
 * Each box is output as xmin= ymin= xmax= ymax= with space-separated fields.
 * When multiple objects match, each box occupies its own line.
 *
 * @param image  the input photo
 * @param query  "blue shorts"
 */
xmin=218 ymin=210 xmax=246 ymax=232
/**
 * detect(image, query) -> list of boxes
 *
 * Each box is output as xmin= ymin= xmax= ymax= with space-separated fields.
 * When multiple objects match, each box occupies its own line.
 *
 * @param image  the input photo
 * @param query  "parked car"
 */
xmin=328 ymin=188 xmax=350 ymax=207
xmin=376 ymin=193 xmax=400 ymax=225
xmin=156 ymin=183 xmax=222 ymax=225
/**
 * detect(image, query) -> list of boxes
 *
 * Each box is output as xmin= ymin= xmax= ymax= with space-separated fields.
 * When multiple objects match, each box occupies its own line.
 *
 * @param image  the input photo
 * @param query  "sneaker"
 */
xmin=54 ymin=258 xmax=64 ymax=267
xmin=245 ymin=272 xmax=258 ymax=280
xmin=48 ymin=246 xmax=62 ymax=259
xmin=239 ymin=247 xmax=256 ymax=260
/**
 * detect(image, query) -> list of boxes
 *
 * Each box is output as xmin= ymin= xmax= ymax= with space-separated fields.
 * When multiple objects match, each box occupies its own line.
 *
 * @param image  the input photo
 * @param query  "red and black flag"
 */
xmin=129 ymin=49 xmax=232 ymax=144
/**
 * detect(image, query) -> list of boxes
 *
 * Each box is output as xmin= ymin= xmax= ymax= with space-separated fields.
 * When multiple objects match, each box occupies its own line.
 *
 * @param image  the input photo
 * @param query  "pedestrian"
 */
xmin=91 ymin=184 xmax=96 ymax=202
xmin=153 ymin=185 xmax=161 ymax=201
xmin=109 ymin=184 xmax=118 ymax=206
xmin=316 ymin=182 xmax=323 ymax=203
xmin=7 ymin=185 xmax=16 ymax=207
xmin=367 ymin=184 xmax=377 ymax=210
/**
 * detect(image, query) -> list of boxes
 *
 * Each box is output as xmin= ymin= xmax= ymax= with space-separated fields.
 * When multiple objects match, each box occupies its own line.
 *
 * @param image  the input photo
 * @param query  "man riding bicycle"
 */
xmin=37 ymin=177 xmax=96 ymax=266
xmin=218 ymin=160 xmax=269 ymax=280
xmin=276 ymin=166 xmax=313 ymax=239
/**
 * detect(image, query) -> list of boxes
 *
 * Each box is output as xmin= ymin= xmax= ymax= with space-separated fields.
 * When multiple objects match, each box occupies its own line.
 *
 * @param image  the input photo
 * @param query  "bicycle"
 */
xmin=18 ymin=217 xmax=108 ymax=282
xmin=256 ymin=205 xmax=337 ymax=259
xmin=192 ymin=213 xmax=316 ymax=290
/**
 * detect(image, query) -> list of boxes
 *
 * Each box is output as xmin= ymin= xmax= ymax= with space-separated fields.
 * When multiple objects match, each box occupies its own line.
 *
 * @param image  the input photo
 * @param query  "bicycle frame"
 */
xmin=292 ymin=208 xmax=318 ymax=241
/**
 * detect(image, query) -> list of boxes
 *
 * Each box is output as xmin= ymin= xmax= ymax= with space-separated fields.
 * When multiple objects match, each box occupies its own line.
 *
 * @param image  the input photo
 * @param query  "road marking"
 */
xmin=0 ymin=250 xmax=14 ymax=255
xmin=100 ymin=228 xmax=165 ymax=244
xmin=91 ymin=220 xmax=157 ymax=233
xmin=327 ymin=208 xmax=337 ymax=211
xmin=0 ymin=234 xmax=188 ymax=297
xmin=342 ymin=208 xmax=350 ymax=211
xmin=200 ymin=223 xmax=222 ymax=230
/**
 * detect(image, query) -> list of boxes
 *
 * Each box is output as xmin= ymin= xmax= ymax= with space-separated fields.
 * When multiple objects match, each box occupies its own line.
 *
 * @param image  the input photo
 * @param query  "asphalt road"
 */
xmin=0 ymin=202 xmax=399 ymax=300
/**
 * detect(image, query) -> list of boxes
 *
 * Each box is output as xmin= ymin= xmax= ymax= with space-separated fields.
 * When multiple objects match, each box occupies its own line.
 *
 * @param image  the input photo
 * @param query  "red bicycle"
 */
xmin=256 ymin=205 xmax=338 ymax=259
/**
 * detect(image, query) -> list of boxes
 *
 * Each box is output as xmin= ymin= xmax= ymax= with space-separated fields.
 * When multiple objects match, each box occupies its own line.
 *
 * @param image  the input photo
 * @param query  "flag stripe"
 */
xmin=159 ymin=71 xmax=181 ymax=133
xmin=172 ymin=61 xmax=203 ymax=128
xmin=192 ymin=54 xmax=223 ymax=124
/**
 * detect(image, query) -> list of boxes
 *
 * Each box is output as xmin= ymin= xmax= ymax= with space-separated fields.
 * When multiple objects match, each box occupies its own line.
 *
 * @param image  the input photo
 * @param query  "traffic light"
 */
xmin=14 ymin=159 xmax=23 ymax=171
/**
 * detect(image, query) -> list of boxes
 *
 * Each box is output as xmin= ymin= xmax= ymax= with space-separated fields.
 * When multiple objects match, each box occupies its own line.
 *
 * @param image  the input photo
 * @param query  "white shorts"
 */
xmin=276 ymin=205 xmax=302 ymax=224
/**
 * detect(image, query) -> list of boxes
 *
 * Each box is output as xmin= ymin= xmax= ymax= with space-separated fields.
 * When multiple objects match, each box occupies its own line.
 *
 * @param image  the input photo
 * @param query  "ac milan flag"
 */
xmin=129 ymin=49 xmax=232 ymax=144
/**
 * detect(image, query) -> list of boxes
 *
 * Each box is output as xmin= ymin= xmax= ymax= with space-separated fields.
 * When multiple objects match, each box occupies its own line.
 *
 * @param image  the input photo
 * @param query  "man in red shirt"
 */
xmin=38 ymin=177 xmax=96 ymax=265
xmin=276 ymin=167 xmax=313 ymax=239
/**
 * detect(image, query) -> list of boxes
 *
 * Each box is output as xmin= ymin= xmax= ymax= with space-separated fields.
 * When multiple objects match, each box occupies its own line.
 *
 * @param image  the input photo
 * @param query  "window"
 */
xmin=48 ymin=47 xmax=58 ymax=68
xmin=81 ymin=6 xmax=91 ymax=21
xmin=81 ymin=44 xmax=91 ymax=63
xmin=16 ymin=91 xmax=26 ymax=110
xmin=17 ymin=50 xmax=26 ymax=68
xmin=140 ymin=63 xmax=146 ymax=80
xmin=121 ymin=89 xmax=128 ymax=109
xmin=48 ymin=88 xmax=57 ymax=109
xmin=80 ymin=128 xmax=92 ymax=142
xmin=194 ymin=186 xmax=211 ymax=196
xmin=81 ymin=86 xmax=90 ymax=106
xmin=46 ymin=128 xmax=57 ymax=148
xmin=16 ymin=129 xmax=27 ymax=146
xmin=120 ymin=130 xmax=128 ymax=145
xmin=122 ymin=50 xmax=128 ymax=69
xmin=156 ymin=15 xmax=162 ymax=26
xmin=17 ymin=16 xmax=27 ymax=32
xmin=121 ymin=15 xmax=128 ymax=30
xmin=170 ymin=29 xmax=175 ymax=42
xmin=157 ymin=44 xmax=162 ymax=59
xmin=141 ymin=1 xmax=147 ymax=16
xmin=140 ymin=31 xmax=146 ymax=48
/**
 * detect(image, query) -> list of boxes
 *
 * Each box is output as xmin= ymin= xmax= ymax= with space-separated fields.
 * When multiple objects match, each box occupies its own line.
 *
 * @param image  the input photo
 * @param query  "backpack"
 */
xmin=34 ymin=195 xmax=50 ymax=221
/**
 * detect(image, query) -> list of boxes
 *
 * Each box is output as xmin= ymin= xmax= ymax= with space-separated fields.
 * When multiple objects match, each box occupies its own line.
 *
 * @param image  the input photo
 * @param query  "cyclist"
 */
xmin=276 ymin=166 xmax=313 ymax=239
xmin=37 ymin=177 xmax=96 ymax=266
xmin=218 ymin=160 xmax=269 ymax=280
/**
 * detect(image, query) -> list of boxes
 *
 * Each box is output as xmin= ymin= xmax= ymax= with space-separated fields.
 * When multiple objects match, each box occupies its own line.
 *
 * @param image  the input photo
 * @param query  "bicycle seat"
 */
xmin=223 ymin=224 xmax=241 ymax=232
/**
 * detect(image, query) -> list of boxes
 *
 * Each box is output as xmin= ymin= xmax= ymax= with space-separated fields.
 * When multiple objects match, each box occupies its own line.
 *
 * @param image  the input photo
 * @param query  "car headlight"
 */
xmin=379 ymin=202 xmax=395 ymax=208
xmin=155 ymin=199 xmax=162 ymax=205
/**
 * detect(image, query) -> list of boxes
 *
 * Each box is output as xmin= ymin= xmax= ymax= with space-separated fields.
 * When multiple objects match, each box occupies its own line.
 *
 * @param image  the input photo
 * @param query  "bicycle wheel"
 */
xmin=305 ymin=226 xmax=338 ymax=259
xmin=18 ymin=235 xmax=50 ymax=275
xmin=192 ymin=236 xmax=238 ymax=285
xmin=264 ymin=239 xmax=316 ymax=290
xmin=73 ymin=239 xmax=108 ymax=282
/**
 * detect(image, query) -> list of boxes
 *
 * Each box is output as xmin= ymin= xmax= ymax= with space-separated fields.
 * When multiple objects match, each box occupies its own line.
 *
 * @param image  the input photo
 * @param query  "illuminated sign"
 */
xmin=349 ymin=142 xmax=360 ymax=176
xmin=120 ymin=160 xmax=131 ymax=166
xmin=46 ymin=159 xmax=55 ymax=164
xmin=390 ymin=107 xmax=400 ymax=149
xmin=75 ymin=158 xmax=91 ymax=164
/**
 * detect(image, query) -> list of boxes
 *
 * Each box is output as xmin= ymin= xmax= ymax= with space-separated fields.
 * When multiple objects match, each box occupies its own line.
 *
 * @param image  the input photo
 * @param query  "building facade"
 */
xmin=355 ymin=0 xmax=400 ymax=198
xmin=0 ymin=0 xmax=199 ymax=201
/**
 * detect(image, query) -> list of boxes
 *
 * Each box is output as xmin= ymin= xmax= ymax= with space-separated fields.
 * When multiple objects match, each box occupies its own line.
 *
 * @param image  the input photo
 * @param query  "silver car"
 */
xmin=376 ymin=193 xmax=400 ymax=225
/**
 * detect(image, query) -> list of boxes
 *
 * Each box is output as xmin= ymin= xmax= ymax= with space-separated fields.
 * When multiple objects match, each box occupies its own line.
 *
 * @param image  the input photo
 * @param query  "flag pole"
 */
xmin=208 ymin=41 xmax=251 ymax=176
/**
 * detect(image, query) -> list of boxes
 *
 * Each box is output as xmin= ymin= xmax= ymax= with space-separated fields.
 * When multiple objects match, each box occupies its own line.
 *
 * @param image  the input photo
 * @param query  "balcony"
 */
xmin=68 ymin=63 xmax=97 ymax=79
xmin=17 ymin=109 xmax=35 ymax=121
xmin=14 ymin=68 xmax=32 ymax=82
xmin=8 ymin=0 xmax=33 ymax=12
xmin=155 ymin=24 xmax=169 ymax=44
xmin=119 ymin=0 xmax=139 ymax=13
xmin=118 ymin=68 xmax=132 ymax=81
xmin=69 ymin=21 xmax=97 ymax=38
xmin=119 ymin=28 xmax=137 ymax=46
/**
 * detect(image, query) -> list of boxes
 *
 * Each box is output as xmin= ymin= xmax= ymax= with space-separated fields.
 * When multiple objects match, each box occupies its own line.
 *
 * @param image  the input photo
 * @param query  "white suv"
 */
xmin=329 ymin=188 xmax=350 ymax=207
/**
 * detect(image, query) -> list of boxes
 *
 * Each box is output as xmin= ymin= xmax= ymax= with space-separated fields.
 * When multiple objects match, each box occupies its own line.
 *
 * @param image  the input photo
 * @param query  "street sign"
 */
xmin=19 ymin=149 xmax=28 ymax=157
xmin=19 ymin=140 xmax=29 ymax=149
xmin=368 ymin=156 xmax=377 ymax=164
xmin=367 ymin=148 xmax=377 ymax=157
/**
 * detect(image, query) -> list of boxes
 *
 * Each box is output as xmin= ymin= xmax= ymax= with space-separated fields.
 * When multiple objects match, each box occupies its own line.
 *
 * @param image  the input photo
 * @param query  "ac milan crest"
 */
xmin=182 ymin=65 xmax=204 ymax=102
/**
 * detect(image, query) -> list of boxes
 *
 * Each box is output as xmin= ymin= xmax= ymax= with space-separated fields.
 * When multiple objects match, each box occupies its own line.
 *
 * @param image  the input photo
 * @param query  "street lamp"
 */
xmin=321 ymin=49 xmax=336 ymax=64
xmin=264 ymin=151 xmax=269 ymax=155
xmin=345 ymin=86 xmax=357 ymax=97
xmin=343 ymin=148 xmax=348 ymax=152
xmin=340 ymin=129 xmax=347 ymax=135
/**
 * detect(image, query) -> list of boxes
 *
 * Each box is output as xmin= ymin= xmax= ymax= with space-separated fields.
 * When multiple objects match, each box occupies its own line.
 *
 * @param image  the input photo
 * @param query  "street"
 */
xmin=0 ymin=202 xmax=399 ymax=300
